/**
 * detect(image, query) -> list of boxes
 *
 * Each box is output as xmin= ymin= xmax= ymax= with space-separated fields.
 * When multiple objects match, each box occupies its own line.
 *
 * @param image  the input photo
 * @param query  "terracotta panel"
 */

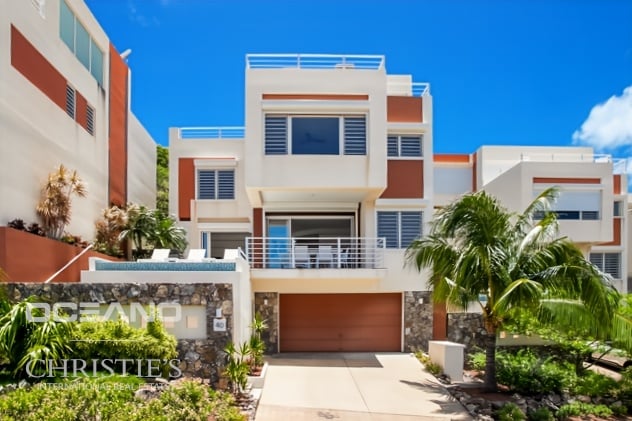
xmin=381 ymin=160 xmax=424 ymax=198
xmin=251 ymin=208 xmax=263 ymax=268
xmin=108 ymin=43 xmax=128 ymax=207
xmin=614 ymin=175 xmax=621 ymax=195
xmin=262 ymin=93 xmax=368 ymax=101
xmin=75 ymin=92 xmax=88 ymax=131
xmin=10 ymin=25 xmax=67 ymax=109
xmin=280 ymin=293 xmax=401 ymax=352
xmin=601 ymin=218 xmax=622 ymax=246
xmin=433 ymin=154 xmax=470 ymax=163
xmin=178 ymin=158 xmax=195 ymax=221
xmin=387 ymin=96 xmax=423 ymax=123
xmin=0 ymin=227 xmax=120 ymax=283
xmin=533 ymin=177 xmax=601 ymax=184
xmin=432 ymin=302 xmax=448 ymax=340
xmin=472 ymin=153 xmax=478 ymax=191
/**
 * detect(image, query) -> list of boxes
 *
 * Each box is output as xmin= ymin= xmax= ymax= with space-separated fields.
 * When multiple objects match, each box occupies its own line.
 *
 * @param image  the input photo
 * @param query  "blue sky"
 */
xmin=85 ymin=0 xmax=632 ymax=163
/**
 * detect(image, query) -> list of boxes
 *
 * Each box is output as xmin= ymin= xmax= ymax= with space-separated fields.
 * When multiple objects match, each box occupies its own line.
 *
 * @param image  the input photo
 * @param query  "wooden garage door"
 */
xmin=280 ymin=293 xmax=402 ymax=352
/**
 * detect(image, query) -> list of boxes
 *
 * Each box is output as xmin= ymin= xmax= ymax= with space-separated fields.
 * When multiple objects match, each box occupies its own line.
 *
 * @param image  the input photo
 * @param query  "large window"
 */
xmin=589 ymin=252 xmax=621 ymax=279
xmin=387 ymin=135 xmax=423 ymax=157
xmin=201 ymin=232 xmax=249 ymax=259
xmin=533 ymin=189 xmax=601 ymax=220
xmin=264 ymin=115 xmax=366 ymax=156
xmin=197 ymin=170 xmax=234 ymax=200
xmin=59 ymin=0 xmax=103 ymax=85
xmin=377 ymin=211 xmax=423 ymax=249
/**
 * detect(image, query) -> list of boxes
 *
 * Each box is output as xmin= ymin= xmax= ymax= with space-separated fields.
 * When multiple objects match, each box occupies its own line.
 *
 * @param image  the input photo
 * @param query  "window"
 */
xmin=86 ymin=105 xmax=95 ymax=135
xmin=197 ymin=170 xmax=234 ymax=200
xmin=532 ymin=189 xmax=601 ymax=220
xmin=201 ymin=232 xmax=249 ymax=259
xmin=65 ymin=85 xmax=75 ymax=118
xmin=387 ymin=135 xmax=423 ymax=157
xmin=59 ymin=1 xmax=103 ymax=85
xmin=614 ymin=201 xmax=622 ymax=217
xmin=377 ymin=211 xmax=423 ymax=249
xmin=264 ymin=114 xmax=366 ymax=155
xmin=589 ymin=252 xmax=621 ymax=279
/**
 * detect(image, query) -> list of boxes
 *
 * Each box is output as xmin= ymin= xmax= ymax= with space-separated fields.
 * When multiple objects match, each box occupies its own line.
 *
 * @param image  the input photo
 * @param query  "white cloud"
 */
xmin=572 ymin=86 xmax=632 ymax=151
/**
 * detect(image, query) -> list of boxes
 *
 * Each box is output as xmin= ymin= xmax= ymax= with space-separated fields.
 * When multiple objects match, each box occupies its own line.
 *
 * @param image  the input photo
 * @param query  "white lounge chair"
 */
xmin=138 ymin=248 xmax=170 ymax=262
xmin=293 ymin=245 xmax=310 ymax=268
xmin=182 ymin=248 xmax=206 ymax=261
xmin=223 ymin=249 xmax=239 ymax=260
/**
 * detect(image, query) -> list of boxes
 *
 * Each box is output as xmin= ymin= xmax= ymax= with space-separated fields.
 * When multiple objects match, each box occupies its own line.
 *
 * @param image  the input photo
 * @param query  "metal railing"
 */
xmin=246 ymin=54 xmax=385 ymax=70
xmin=519 ymin=153 xmax=613 ymax=163
xmin=178 ymin=127 xmax=245 ymax=139
xmin=387 ymin=81 xmax=431 ymax=97
xmin=245 ymin=237 xmax=386 ymax=269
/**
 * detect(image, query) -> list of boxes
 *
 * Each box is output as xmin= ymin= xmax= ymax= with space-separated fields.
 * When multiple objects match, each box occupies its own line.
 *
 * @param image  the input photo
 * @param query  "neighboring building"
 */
xmin=169 ymin=54 xmax=630 ymax=353
xmin=170 ymin=54 xmax=434 ymax=352
xmin=0 ymin=0 xmax=156 ymax=241
xmin=434 ymin=147 xmax=629 ymax=293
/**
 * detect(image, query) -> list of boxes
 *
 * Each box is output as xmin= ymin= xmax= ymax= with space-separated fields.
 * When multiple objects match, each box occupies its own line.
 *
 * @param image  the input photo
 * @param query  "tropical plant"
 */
xmin=150 ymin=210 xmax=187 ymax=252
xmin=0 ymin=297 xmax=75 ymax=378
xmin=119 ymin=205 xmax=187 ymax=259
xmin=156 ymin=145 xmax=169 ymax=214
xmin=35 ymin=164 xmax=87 ymax=240
xmin=94 ymin=205 xmax=129 ymax=257
xmin=405 ymin=188 xmax=619 ymax=390
xmin=223 ymin=342 xmax=249 ymax=395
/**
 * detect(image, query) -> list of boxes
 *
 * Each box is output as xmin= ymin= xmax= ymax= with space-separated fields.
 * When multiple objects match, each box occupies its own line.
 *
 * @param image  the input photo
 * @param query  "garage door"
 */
xmin=279 ymin=293 xmax=402 ymax=352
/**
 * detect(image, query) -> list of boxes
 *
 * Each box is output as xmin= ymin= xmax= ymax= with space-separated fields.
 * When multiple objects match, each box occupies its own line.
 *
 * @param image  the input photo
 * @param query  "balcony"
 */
xmin=246 ymin=54 xmax=385 ymax=70
xmin=245 ymin=237 xmax=385 ymax=270
xmin=177 ymin=126 xmax=245 ymax=140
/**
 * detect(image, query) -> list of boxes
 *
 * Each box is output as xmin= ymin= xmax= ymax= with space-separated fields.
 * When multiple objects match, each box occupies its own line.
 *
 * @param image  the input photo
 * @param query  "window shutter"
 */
xmin=387 ymin=136 xmax=398 ymax=157
xmin=377 ymin=212 xmax=398 ymax=249
xmin=65 ymin=85 xmax=75 ymax=118
xmin=400 ymin=136 xmax=423 ymax=157
xmin=265 ymin=116 xmax=288 ymax=155
xmin=343 ymin=116 xmax=366 ymax=155
xmin=400 ymin=211 xmax=422 ymax=247
xmin=217 ymin=170 xmax=235 ymax=199
xmin=604 ymin=253 xmax=621 ymax=279
xmin=198 ymin=170 xmax=216 ymax=199
xmin=86 ymin=105 xmax=95 ymax=135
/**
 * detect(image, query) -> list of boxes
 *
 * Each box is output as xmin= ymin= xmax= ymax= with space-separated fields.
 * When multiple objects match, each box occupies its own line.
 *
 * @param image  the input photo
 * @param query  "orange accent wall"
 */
xmin=75 ymin=92 xmax=88 ymax=131
xmin=472 ymin=152 xmax=478 ymax=191
xmin=10 ymin=25 xmax=67 ymax=109
xmin=262 ymin=93 xmax=368 ymax=101
xmin=0 ymin=227 xmax=120 ymax=282
xmin=433 ymin=154 xmax=470 ymax=163
xmin=252 ymin=208 xmax=263 ymax=268
xmin=533 ymin=177 xmax=601 ymax=184
xmin=380 ymin=160 xmax=424 ymax=198
xmin=108 ymin=43 xmax=128 ymax=207
xmin=178 ymin=158 xmax=195 ymax=221
xmin=601 ymin=218 xmax=622 ymax=246
xmin=387 ymin=96 xmax=423 ymax=123
xmin=432 ymin=302 xmax=448 ymax=340
xmin=614 ymin=175 xmax=621 ymax=194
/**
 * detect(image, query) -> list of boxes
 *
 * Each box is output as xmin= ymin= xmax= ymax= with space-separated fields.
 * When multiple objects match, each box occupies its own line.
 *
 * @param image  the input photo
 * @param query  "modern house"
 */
xmin=0 ymin=0 xmax=157 ymax=242
xmin=170 ymin=53 xmax=630 ymax=353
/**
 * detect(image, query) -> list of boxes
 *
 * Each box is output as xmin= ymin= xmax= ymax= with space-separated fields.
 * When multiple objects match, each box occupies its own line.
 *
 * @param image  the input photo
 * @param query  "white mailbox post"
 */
xmin=427 ymin=340 xmax=466 ymax=382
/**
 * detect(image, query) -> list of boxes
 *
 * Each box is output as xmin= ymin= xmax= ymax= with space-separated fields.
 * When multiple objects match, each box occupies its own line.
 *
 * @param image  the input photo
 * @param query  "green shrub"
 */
xmin=0 ymin=377 xmax=244 ymax=421
xmin=568 ymin=370 xmax=617 ymax=397
xmin=527 ymin=407 xmax=553 ymax=421
xmin=415 ymin=351 xmax=443 ymax=376
xmin=71 ymin=318 xmax=177 ymax=378
xmin=496 ymin=402 xmax=526 ymax=421
xmin=556 ymin=402 xmax=613 ymax=420
xmin=468 ymin=351 xmax=486 ymax=371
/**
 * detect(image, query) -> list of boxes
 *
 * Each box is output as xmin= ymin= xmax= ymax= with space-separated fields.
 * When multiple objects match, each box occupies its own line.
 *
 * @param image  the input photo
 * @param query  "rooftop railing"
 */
xmin=519 ymin=153 xmax=614 ymax=163
xmin=245 ymin=237 xmax=386 ymax=269
xmin=387 ymin=81 xmax=431 ymax=97
xmin=178 ymin=127 xmax=245 ymax=139
xmin=246 ymin=54 xmax=385 ymax=70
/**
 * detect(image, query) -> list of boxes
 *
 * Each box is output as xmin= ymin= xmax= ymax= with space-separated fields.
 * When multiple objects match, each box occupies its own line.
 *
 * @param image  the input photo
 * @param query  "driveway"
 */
xmin=254 ymin=353 xmax=472 ymax=421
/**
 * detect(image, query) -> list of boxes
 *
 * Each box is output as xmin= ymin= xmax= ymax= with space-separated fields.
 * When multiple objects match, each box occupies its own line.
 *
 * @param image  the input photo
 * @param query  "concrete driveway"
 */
xmin=254 ymin=353 xmax=471 ymax=421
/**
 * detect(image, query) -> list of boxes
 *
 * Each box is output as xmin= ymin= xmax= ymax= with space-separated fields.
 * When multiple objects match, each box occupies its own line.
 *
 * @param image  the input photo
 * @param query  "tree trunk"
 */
xmin=483 ymin=331 xmax=497 ymax=391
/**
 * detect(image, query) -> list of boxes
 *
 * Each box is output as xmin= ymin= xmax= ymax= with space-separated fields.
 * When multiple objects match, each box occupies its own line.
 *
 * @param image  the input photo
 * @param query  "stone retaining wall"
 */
xmin=253 ymin=292 xmax=278 ymax=353
xmin=403 ymin=291 xmax=433 ymax=352
xmin=447 ymin=312 xmax=486 ymax=357
xmin=4 ymin=283 xmax=233 ymax=384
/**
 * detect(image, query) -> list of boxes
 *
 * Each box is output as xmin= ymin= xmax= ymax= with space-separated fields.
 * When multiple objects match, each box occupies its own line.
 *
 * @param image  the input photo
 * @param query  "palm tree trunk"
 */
xmin=483 ymin=331 xmax=497 ymax=391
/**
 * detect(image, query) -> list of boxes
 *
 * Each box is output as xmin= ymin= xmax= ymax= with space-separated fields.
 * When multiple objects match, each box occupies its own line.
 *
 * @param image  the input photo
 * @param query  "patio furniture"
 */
xmin=293 ymin=245 xmax=311 ymax=268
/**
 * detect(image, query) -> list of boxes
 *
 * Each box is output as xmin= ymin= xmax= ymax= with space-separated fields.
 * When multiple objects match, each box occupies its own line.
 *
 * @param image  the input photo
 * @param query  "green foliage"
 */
xmin=223 ymin=342 xmax=249 ymax=395
xmin=247 ymin=313 xmax=268 ymax=372
xmin=120 ymin=205 xmax=187 ymax=259
xmin=415 ymin=351 xmax=443 ymax=376
xmin=527 ymin=407 xmax=553 ymax=421
xmin=496 ymin=402 xmax=526 ymax=421
xmin=0 ymin=376 xmax=244 ymax=421
xmin=0 ymin=297 xmax=75 ymax=378
xmin=556 ymin=402 xmax=613 ymax=420
xmin=156 ymin=146 xmax=169 ymax=215
xmin=94 ymin=205 xmax=128 ymax=257
xmin=71 ymin=318 xmax=177 ymax=377
xmin=569 ymin=369 xmax=617 ymax=397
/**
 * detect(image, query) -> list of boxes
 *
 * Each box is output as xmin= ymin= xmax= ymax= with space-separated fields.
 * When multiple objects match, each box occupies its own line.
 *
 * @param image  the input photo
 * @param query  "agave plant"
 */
xmin=35 ymin=164 xmax=87 ymax=240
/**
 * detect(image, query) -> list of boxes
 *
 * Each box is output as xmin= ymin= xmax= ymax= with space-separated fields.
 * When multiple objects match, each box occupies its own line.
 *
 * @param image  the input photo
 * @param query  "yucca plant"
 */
xmin=36 ymin=164 xmax=87 ymax=240
xmin=222 ymin=342 xmax=249 ymax=395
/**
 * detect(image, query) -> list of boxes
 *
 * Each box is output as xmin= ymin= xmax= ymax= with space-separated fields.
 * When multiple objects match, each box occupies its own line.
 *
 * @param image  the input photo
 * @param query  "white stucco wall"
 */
xmin=128 ymin=113 xmax=157 ymax=208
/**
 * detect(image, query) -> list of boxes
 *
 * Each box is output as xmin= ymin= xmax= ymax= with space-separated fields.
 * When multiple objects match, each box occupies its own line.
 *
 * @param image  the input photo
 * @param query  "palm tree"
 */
xmin=405 ymin=188 xmax=618 ymax=390
xmin=149 ymin=211 xmax=187 ymax=253
xmin=119 ymin=204 xmax=156 ymax=259
xmin=36 ymin=164 xmax=87 ymax=239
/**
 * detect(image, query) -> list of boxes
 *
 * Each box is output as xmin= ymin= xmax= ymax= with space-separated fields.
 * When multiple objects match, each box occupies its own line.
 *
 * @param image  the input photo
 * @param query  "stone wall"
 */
xmin=4 ymin=283 xmax=233 ymax=384
xmin=253 ymin=292 xmax=278 ymax=354
xmin=447 ymin=312 xmax=486 ymax=357
xmin=403 ymin=291 xmax=433 ymax=352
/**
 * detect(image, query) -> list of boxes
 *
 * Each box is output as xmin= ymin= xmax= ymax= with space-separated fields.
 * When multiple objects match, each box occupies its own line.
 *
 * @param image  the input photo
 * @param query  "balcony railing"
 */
xmin=178 ymin=127 xmax=245 ymax=139
xmin=245 ymin=237 xmax=386 ymax=269
xmin=519 ymin=153 xmax=613 ymax=163
xmin=246 ymin=54 xmax=385 ymax=70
